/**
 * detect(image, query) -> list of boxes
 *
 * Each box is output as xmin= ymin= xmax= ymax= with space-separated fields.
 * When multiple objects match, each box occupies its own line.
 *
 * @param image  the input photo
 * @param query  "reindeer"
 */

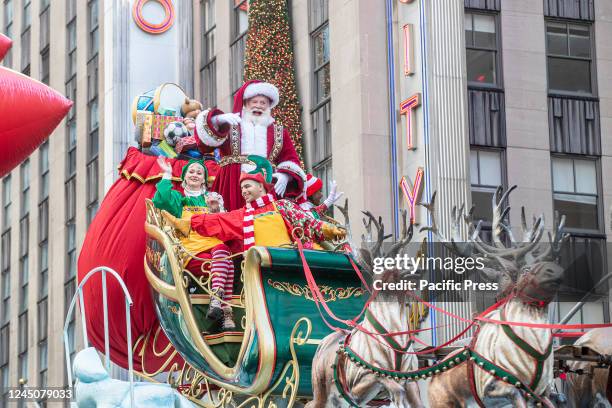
xmin=306 ymin=202 xmax=425 ymax=408
xmin=424 ymin=186 xmax=568 ymax=408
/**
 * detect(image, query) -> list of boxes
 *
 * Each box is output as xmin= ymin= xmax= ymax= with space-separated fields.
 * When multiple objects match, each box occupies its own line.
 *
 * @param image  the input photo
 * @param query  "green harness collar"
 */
xmin=500 ymin=308 xmax=553 ymax=391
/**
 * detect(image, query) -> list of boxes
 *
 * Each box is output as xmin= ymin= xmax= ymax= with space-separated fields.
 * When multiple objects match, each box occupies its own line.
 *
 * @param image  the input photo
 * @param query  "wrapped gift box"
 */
xmin=152 ymin=115 xmax=182 ymax=141
xmin=134 ymin=111 xmax=154 ymax=147
xmin=175 ymin=136 xmax=198 ymax=154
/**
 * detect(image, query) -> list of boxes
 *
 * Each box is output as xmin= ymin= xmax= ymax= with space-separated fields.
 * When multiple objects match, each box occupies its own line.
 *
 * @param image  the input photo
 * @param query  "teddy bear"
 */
xmin=181 ymin=98 xmax=203 ymax=134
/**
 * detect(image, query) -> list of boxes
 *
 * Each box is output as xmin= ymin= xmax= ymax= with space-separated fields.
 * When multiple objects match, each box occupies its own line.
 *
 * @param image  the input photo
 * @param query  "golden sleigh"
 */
xmin=143 ymin=200 xmax=367 ymax=406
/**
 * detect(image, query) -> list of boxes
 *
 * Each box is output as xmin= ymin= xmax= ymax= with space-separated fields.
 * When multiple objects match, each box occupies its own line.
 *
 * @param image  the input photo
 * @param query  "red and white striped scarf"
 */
xmin=243 ymin=193 xmax=275 ymax=251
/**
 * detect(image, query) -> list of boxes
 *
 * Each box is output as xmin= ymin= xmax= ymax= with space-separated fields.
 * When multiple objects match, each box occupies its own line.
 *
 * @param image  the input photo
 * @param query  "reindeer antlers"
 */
xmin=361 ymin=211 xmax=392 ymax=259
xmin=388 ymin=210 xmax=414 ymax=258
xmin=419 ymin=191 xmax=479 ymax=257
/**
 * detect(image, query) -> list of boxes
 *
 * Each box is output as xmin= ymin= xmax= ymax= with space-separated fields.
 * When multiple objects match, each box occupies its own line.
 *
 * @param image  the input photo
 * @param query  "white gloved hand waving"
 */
xmin=273 ymin=172 xmax=290 ymax=197
xmin=211 ymin=112 xmax=242 ymax=127
xmin=323 ymin=180 xmax=344 ymax=208
xmin=157 ymin=156 xmax=173 ymax=179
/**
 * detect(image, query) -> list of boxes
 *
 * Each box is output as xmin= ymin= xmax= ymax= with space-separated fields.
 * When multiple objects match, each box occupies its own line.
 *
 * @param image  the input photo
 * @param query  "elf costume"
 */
xmin=185 ymin=174 xmax=345 ymax=252
xmin=298 ymin=174 xmax=343 ymax=220
xmin=152 ymin=159 xmax=236 ymax=329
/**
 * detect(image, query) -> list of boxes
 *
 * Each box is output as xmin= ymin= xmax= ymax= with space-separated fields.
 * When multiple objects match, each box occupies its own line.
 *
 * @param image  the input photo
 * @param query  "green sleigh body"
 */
xmin=144 ymin=204 xmax=366 ymax=397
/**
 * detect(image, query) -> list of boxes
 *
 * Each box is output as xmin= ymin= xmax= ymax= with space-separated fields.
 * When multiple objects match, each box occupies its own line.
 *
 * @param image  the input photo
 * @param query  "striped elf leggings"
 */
xmin=186 ymin=244 xmax=235 ymax=301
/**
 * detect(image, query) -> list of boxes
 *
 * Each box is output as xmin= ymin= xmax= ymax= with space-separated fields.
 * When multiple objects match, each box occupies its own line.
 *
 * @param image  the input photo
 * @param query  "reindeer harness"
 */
xmin=332 ymin=298 xmax=552 ymax=407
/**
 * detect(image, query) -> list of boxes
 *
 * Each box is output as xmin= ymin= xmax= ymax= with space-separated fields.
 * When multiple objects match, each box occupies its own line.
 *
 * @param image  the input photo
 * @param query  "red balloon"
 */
xmin=0 ymin=34 xmax=11 ymax=62
xmin=0 ymin=66 xmax=72 ymax=178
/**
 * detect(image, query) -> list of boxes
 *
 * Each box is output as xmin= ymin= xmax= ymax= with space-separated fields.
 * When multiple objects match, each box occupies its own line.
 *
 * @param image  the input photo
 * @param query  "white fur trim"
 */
xmin=195 ymin=109 xmax=227 ymax=147
xmin=239 ymin=112 xmax=269 ymax=172
xmin=243 ymin=82 xmax=279 ymax=108
xmin=305 ymin=175 xmax=319 ymax=189
xmin=276 ymin=161 xmax=306 ymax=181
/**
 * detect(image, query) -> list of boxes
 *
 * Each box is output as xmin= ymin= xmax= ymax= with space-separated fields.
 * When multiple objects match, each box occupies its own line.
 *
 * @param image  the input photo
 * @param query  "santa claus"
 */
xmin=193 ymin=80 xmax=305 ymax=210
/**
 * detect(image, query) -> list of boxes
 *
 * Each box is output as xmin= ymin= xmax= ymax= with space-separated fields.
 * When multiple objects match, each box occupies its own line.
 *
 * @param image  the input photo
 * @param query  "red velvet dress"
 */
xmin=77 ymin=147 xmax=219 ymax=371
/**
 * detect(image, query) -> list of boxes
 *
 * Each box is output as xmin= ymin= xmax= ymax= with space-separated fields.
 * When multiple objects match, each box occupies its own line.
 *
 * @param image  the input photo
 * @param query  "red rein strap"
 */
xmin=296 ymin=239 xmax=612 ymax=345
xmin=345 ymin=251 xmax=372 ymax=293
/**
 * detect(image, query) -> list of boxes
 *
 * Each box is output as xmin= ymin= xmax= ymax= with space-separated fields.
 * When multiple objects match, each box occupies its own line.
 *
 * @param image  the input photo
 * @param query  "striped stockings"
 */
xmin=210 ymin=244 xmax=234 ymax=301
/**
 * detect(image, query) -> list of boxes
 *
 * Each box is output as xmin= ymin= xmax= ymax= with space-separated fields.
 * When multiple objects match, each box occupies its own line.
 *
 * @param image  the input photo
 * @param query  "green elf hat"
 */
xmin=181 ymin=159 xmax=208 ymax=183
xmin=246 ymin=155 xmax=273 ymax=183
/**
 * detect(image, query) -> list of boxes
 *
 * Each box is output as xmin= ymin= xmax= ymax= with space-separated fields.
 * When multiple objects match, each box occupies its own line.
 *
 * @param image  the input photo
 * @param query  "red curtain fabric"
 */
xmin=78 ymin=148 xmax=218 ymax=371
xmin=0 ymin=66 xmax=72 ymax=177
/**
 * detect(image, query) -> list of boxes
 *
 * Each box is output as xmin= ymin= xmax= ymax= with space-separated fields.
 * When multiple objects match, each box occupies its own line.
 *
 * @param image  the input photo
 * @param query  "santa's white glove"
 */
xmin=211 ymin=112 xmax=241 ymax=127
xmin=157 ymin=156 xmax=173 ymax=179
xmin=323 ymin=180 xmax=344 ymax=208
xmin=273 ymin=172 xmax=290 ymax=197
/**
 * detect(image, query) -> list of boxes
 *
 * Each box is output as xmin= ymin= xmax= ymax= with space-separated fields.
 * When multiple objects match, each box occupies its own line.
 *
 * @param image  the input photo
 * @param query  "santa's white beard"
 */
xmin=242 ymin=107 xmax=274 ymax=127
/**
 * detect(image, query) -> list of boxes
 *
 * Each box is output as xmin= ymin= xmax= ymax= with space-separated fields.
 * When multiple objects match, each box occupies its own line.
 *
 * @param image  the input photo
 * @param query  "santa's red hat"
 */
xmin=239 ymin=172 xmax=274 ymax=193
xmin=232 ymin=80 xmax=280 ymax=113
xmin=305 ymin=174 xmax=323 ymax=197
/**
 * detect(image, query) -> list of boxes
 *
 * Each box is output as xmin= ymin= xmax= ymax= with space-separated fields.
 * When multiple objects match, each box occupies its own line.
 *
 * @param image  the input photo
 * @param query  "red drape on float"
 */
xmin=0 ymin=65 xmax=72 ymax=177
xmin=78 ymin=147 xmax=219 ymax=372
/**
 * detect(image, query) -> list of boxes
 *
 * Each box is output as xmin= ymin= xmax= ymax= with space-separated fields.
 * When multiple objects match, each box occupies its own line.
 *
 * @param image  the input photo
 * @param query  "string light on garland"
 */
xmin=244 ymin=0 xmax=305 ymax=163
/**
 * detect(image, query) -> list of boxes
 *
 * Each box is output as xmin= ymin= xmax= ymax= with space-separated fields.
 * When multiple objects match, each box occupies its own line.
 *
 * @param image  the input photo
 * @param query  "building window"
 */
xmin=38 ymin=228 xmax=47 ymax=297
xmin=546 ymin=21 xmax=593 ymax=95
xmin=1 ymin=324 xmax=9 ymax=406
xmin=311 ymin=25 xmax=330 ymax=105
xmin=465 ymin=11 xmax=498 ymax=86
xmin=39 ymin=46 xmax=49 ymax=85
xmin=200 ymin=0 xmax=216 ymax=107
xmin=470 ymin=148 xmax=503 ymax=222
xmin=1 ymin=231 xmax=10 ymax=324
xmin=230 ymin=0 xmax=248 ymax=94
xmin=2 ymin=175 xmax=11 ymax=230
xmin=39 ymin=141 xmax=49 ymax=299
xmin=310 ymin=0 xmax=331 ymax=190
xmin=22 ymin=0 xmax=30 ymax=27
xmin=65 ymin=177 xmax=76 ymax=279
xmin=18 ymin=310 xmax=28 ymax=383
xmin=3 ymin=0 xmax=14 ymax=67
xmin=66 ymin=17 xmax=77 ymax=78
xmin=88 ymin=0 xmax=99 ymax=58
xmin=37 ymin=297 xmax=47 ymax=389
xmin=87 ymin=56 xmax=99 ymax=226
xmin=39 ymin=0 xmax=50 ymax=48
xmin=66 ymin=0 xmax=76 ymax=20
xmin=20 ymin=0 xmax=31 ymax=73
xmin=66 ymin=76 xmax=77 ymax=177
xmin=311 ymin=102 xmax=331 ymax=165
xmin=1 ymin=176 xmax=11 ymax=325
xmin=39 ymin=142 xmax=49 ymax=200
xmin=20 ymin=160 xmax=30 ymax=217
xmin=86 ymin=159 xmax=98 ymax=225
xmin=64 ymin=278 xmax=76 ymax=366
xmin=19 ymin=215 xmax=28 ymax=312
xmin=551 ymin=156 xmax=599 ymax=231
xmin=310 ymin=0 xmax=330 ymax=106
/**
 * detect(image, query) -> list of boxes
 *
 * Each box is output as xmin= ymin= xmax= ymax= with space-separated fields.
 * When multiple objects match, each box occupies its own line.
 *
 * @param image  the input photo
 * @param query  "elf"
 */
xmin=152 ymin=156 xmax=236 ymax=330
xmin=161 ymin=157 xmax=347 ymax=254
xmin=298 ymin=174 xmax=344 ymax=220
